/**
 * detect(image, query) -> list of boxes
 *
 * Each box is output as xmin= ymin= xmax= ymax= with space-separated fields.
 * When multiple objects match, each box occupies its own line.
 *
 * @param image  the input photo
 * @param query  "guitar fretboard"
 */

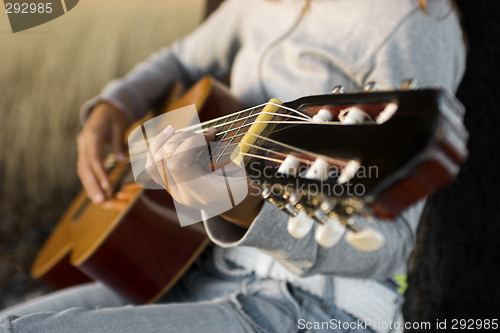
xmin=198 ymin=103 xmax=301 ymax=168
xmin=202 ymin=106 xmax=260 ymax=166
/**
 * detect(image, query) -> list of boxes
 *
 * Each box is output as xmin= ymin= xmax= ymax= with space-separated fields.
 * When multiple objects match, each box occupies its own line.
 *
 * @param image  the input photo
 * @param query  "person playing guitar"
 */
xmin=0 ymin=1 xmax=465 ymax=332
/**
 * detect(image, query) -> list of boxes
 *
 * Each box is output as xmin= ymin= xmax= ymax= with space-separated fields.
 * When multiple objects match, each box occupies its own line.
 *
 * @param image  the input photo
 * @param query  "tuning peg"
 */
xmin=376 ymin=103 xmax=398 ymax=124
xmin=338 ymin=107 xmax=370 ymax=125
xmin=363 ymin=82 xmax=378 ymax=92
xmin=331 ymin=85 xmax=345 ymax=94
xmin=315 ymin=218 xmax=346 ymax=248
xmin=261 ymin=186 xmax=273 ymax=200
xmin=261 ymin=186 xmax=286 ymax=209
xmin=321 ymin=199 xmax=337 ymax=215
xmin=287 ymin=210 xmax=314 ymax=239
xmin=305 ymin=158 xmax=330 ymax=181
xmin=278 ymin=155 xmax=301 ymax=176
xmin=312 ymin=109 xmax=334 ymax=123
xmin=401 ymin=78 xmax=418 ymax=90
xmin=262 ymin=186 xmax=300 ymax=217
xmin=337 ymin=160 xmax=361 ymax=184
xmin=288 ymin=192 xmax=303 ymax=206
xmin=345 ymin=227 xmax=385 ymax=252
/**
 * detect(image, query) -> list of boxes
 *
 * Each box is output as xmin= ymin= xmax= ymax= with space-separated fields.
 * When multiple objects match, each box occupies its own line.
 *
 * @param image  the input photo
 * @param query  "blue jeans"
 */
xmin=0 ymin=256 xmax=374 ymax=333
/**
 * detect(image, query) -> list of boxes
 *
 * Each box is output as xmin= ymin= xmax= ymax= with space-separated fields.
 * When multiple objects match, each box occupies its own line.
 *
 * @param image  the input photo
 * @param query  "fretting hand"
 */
xmin=145 ymin=126 xmax=263 ymax=228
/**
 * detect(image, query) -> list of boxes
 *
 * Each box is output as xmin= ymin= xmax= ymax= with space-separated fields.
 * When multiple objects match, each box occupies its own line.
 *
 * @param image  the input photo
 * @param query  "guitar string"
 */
xmin=128 ymin=118 xmax=341 ymax=155
xmin=209 ymin=109 xmax=241 ymax=165
xmin=211 ymin=112 xmax=310 ymax=131
xmin=179 ymin=101 xmax=311 ymax=134
xmin=129 ymin=117 xmax=308 ymax=158
xmin=215 ymin=106 xmax=256 ymax=163
xmin=231 ymin=132 xmax=349 ymax=166
xmin=206 ymin=141 xmax=315 ymax=165
xmin=214 ymin=114 xmax=310 ymax=137
xmin=128 ymin=104 xmax=349 ymax=167
xmin=131 ymin=129 xmax=348 ymax=169
xmin=127 ymin=104 xmax=311 ymax=151
xmin=239 ymin=153 xmax=284 ymax=164
xmin=130 ymin=139 xmax=291 ymax=162
xmin=214 ymin=119 xmax=345 ymax=138
xmin=208 ymin=136 xmax=341 ymax=167
xmin=129 ymin=116 xmax=312 ymax=154
xmin=128 ymin=105 xmax=314 ymax=153
xmin=129 ymin=109 xmax=349 ymax=166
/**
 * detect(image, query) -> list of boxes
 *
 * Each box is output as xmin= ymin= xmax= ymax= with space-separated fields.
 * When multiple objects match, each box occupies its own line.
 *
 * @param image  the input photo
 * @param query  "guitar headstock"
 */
xmin=230 ymin=80 xmax=467 ymax=250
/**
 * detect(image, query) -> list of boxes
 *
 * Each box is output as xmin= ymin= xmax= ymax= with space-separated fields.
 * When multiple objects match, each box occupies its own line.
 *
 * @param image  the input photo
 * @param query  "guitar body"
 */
xmin=31 ymin=77 xmax=246 ymax=304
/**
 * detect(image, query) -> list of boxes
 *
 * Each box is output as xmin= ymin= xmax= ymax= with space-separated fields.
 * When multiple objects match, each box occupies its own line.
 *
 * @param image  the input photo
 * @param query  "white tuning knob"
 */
xmin=345 ymin=227 xmax=385 ymax=252
xmin=338 ymin=107 xmax=369 ymax=124
xmin=287 ymin=210 xmax=314 ymax=239
xmin=337 ymin=160 xmax=361 ymax=184
xmin=278 ymin=155 xmax=301 ymax=176
xmin=305 ymin=157 xmax=330 ymax=180
xmin=312 ymin=109 xmax=334 ymax=123
xmin=376 ymin=103 xmax=398 ymax=124
xmin=315 ymin=218 xmax=346 ymax=248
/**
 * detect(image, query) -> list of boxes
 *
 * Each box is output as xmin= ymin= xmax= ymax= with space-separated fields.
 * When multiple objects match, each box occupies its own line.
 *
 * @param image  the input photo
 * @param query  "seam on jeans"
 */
xmin=7 ymin=316 xmax=14 ymax=333
xmin=240 ymin=278 xmax=252 ymax=295
xmin=278 ymin=282 xmax=301 ymax=333
xmin=279 ymin=282 xmax=300 ymax=316
xmin=301 ymin=300 xmax=313 ymax=332
xmin=228 ymin=294 xmax=272 ymax=333
xmin=323 ymin=276 xmax=334 ymax=310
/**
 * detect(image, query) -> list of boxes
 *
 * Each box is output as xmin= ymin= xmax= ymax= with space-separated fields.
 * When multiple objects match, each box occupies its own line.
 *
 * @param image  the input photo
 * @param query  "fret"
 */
xmin=212 ymin=112 xmax=240 ymax=164
xmin=196 ymin=115 xmax=234 ymax=169
xmin=198 ymin=105 xmax=282 ymax=167
xmin=201 ymin=107 xmax=256 ymax=165
xmin=216 ymin=108 xmax=256 ymax=163
xmin=131 ymin=105 xmax=289 ymax=164
xmin=200 ymin=116 xmax=227 ymax=132
xmin=202 ymin=112 xmax=239 ymax=166
xmin=210 ymin=107 xmax=259 ymax=160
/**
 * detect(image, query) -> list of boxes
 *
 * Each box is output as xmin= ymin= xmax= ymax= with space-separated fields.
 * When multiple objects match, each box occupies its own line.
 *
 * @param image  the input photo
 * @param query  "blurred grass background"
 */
xmin=0 ymin=0 xmax=204 ymax=309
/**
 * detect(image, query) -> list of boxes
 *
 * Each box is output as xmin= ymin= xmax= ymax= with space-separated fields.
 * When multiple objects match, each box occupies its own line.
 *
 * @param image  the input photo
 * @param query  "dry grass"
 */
xmin=0 ymin=0 xmax=204 ymax=308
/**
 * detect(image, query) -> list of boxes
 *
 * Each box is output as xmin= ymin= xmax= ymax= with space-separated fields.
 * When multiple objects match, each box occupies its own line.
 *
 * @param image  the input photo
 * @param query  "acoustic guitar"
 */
xmin=32 ymin=77 xmax=468 ymax=304
xmin=31 ymin=77 xmax=246 ymax=304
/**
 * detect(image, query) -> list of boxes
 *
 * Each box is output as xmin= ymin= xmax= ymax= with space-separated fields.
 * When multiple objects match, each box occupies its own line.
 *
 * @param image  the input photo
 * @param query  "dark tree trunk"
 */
xmin=403 ymin=0 xmax=500 ymax=330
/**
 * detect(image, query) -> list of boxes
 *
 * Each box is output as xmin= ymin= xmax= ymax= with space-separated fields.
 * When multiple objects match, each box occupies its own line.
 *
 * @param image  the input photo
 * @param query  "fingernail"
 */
xmin=163 ymin=125 xmax=175 ymax=135
xmin=93 ymin=193 xmax=104 ymax=204
xmin=116 ymin=153 xmax=125 ymax=161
